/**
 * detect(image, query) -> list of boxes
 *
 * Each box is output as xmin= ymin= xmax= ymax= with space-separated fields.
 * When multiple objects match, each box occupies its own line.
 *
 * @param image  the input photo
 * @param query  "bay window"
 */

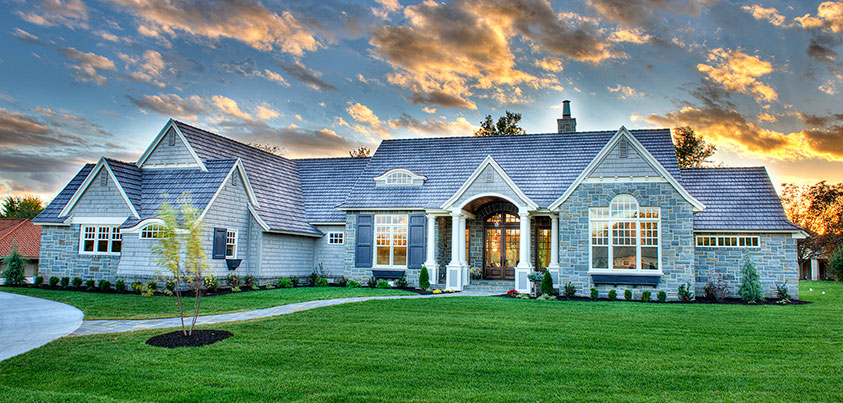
xmin=375 ymin=214 xmax=408 ymax=267
xmin=80 ymin=226 xmax=121 ymax=255
xmin=589 ymin=195 xmax=660 ymax=272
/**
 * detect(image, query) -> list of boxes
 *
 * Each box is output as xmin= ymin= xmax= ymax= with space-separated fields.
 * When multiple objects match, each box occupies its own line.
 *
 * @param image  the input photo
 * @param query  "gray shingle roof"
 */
xmin=32 ymin=164 xmax=95 ymax=224
xmin=103 ymin=158 xmax=142 ymax=212
xmin=339 ymin=129 xmax=681 ymax=209
xmin=681 ymin=167 xmax=801 ymax=231
xmin=296 ymin=157 xmax=371 ymax=223
xmin=174 ymin=121 xmax=320 ymax=235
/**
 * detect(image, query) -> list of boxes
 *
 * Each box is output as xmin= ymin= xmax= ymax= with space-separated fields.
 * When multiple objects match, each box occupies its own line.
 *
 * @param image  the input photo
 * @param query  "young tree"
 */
xmin=151 ymin=198 xmax=210 ymax=336
xmin=349 ymin=146 xmax=371 ymax=157
xmin=739 ymin=254 xmax=764 ymax=303
xmin=541 ymin=270 xmax=554 ymax=296
xmin=473 ymin=111 xmax=526 ymax=136
xmin=1 ymin=195 xmax=44 ymax=219
xmin=419 ymin=266 xmax=430 ymax=290
xmin=829 ymin=245 xmax=843 ymax=281
xmin=1 ymin=245 xmax=28 ymax=286
xmin=672 ymin=126 xmax=716 ymax=168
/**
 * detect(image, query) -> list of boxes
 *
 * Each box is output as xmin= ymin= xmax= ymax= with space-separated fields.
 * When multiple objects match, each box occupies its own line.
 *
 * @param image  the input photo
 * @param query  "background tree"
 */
xmin=672 ymin=126 xmax=716 ymax=168
xmin=781 ymin=181 xmax=843 ymax=268
xmin=1 ymin=195 xmax=44 ymax=219
xmin=151 ymin=197 xmax=209 ymax=336
xmin=1 ymin=245 xmax=27 ymax=286
xmin=829 ymin=245 xmax=843 ymax=281
xmin=473 ymin=111 xmax=526 ymax=136
xmin=248 ymin=142 xmax=285 ymax=156
xmin=349 ymin=146 xmax=371 ymax=157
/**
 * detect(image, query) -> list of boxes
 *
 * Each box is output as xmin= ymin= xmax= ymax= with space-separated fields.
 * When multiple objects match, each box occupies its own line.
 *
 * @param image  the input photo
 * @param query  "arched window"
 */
xmin=140 ymin=224 xmax=164 ymax=239
xmin=374 ymin=169 xmax=426 ymax=187
xmin=589 ymin=195 xmax=660 ymax=272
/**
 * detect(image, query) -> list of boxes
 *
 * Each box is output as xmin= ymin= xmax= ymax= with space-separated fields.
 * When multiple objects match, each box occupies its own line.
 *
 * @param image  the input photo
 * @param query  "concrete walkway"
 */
xmin=73 ymin=290 xmax=496 ymax=336
xmin=0 ymin=291 xmax=83 ymax=362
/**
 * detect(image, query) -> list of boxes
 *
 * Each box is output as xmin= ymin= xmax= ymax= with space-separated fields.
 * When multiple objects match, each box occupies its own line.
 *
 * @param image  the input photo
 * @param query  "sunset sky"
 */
xmin=1 ymin=0 xmax=842 ymax=203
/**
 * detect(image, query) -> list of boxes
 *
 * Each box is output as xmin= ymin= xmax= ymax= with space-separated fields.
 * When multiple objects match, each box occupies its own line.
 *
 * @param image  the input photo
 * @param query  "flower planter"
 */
xmin=225 ymin=259 xmax=242 ymax=271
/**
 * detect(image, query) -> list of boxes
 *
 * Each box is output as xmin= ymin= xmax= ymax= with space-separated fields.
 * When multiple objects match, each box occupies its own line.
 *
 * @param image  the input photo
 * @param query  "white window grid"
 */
xmin=225 ymin=230 xmax=237 ymax=258
xmin=696 ymin=235 xmax=759 ymax=248
xmin=140 ymin=224 xmax=164 ymax=239
xmin=80 ymin=226 xmax=121 ymax=255
xmin=589 ymin=196 xmax=660 ymax=272
xmin=386 ymin=172 xmax=413 ymax=185
xmin=328 ymin=232 xmax=344 ymax=245
xmin=374 ymin=214 xmax=408 ymax=267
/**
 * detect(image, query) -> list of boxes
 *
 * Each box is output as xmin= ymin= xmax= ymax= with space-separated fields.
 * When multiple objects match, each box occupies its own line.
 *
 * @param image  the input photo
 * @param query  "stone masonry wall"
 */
xmin=38 ymin=225 xmax=121 ymax=281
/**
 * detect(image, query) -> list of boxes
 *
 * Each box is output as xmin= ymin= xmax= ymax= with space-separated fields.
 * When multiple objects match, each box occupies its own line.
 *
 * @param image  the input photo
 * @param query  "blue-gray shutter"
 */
xmin=355 ymin=214 xmax=373 ymax=267
xmin=212 ymin=228 xmax=227 ymax=259
xmin=407 ymin=214 xmax=426 ymax=269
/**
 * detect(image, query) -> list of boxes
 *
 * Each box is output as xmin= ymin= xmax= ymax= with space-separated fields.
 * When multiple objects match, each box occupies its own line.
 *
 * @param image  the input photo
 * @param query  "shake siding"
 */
xmin=260 ymin=233 xmax=316 ymax=278
xmin=202 ymin=170 xmax=252 ymax=276
xmin=453 ymin=165 xmax=527 ymax=208
xmin=313 ymin=225 xmax=346 ymax=276
xmin=69 ymin=169 xmax=134 ymax=217
xmin=144 ymin=130 xmax=197 ymax=165
xmin=589 ymin=142 xmax=660 ymax=178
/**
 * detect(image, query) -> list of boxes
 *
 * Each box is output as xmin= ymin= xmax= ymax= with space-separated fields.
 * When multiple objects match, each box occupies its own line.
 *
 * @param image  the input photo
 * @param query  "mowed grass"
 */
xmin=0 ymin=286 xmax=416 ymax=320
xmin=1 ymin=281 xmax=842 ymax=402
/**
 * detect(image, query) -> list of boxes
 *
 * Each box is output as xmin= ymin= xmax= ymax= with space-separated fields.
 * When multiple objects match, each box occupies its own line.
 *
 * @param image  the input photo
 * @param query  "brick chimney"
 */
xmin=557 ymin=100 xmax=577 ymax=133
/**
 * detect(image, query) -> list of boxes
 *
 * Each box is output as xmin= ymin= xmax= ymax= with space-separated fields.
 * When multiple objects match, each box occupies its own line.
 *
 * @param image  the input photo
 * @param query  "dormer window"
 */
xmin=374 ymin=168 xmax=426 ymax=187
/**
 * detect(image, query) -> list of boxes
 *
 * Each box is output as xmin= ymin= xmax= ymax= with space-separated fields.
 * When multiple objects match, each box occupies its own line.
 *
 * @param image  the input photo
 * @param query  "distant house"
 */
xmin=32 ymin=102 xmax=805 ymax=299
xmin=0 ymin=218 xmax=41 ymax=278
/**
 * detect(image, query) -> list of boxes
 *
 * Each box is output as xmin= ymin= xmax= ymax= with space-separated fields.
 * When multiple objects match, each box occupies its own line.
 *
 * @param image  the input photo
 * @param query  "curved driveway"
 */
xmin=0 ymin=291 xmax=83 ymax=362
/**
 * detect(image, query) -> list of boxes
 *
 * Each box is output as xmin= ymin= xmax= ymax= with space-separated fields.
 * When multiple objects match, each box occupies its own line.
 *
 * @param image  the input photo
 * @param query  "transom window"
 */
xmin=140 ymin=224 xmax=164 ymax=239
xmin=80 ymin=226 xmax=121 ymax=255
xmin=328 ymin=232 xmax=344 ymax=245
xmin=589 ymin=195 xmax=660 ymax=272
xmin=696 ymin=235 xmax=759 ymax=248
xmin=375 ymin=215 xmax=408 ymax=267
xmin=225 ymin=230 xmax=237 ymax=258
xmin=486 ymin=212 xmax=520 ymax=225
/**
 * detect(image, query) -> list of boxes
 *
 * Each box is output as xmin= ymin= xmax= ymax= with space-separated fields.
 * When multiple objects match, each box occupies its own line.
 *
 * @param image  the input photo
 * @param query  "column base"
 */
xmin=546 ymin=264 xmax=561 ymax=289
xmin=514 ymin=264 xmax=532 ymax=293
xmin=423 ymin=261 xmax=437 ymax=285
xmin=445 ymin=262 xmax=465 ymax=291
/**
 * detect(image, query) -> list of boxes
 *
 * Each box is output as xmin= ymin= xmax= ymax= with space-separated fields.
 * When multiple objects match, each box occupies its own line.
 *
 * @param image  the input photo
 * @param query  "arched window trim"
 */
xmin=140 ymin=223 xmax=165 ymax=239
xmin=374 ymin=168 xmax=426 ymax=187
xmin=588 ymin=194 xmax=661 ymax=274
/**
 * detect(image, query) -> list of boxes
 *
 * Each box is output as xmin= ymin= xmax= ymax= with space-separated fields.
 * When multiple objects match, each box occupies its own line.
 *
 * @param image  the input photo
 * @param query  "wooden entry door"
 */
xmin=483 ymin=213 xmax=520 ymax=280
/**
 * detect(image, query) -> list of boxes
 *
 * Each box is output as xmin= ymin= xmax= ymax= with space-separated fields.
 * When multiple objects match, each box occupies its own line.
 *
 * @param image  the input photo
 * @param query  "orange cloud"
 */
xmin=697 ymin=48 xmax=777 ymax=102
xmin=741 ymin=5 xmax=789 ymax=27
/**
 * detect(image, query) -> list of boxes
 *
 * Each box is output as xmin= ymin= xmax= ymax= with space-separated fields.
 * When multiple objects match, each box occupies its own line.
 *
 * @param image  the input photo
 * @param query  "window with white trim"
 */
xmin=696 ymin=235 xmax=759 ymax=248
xmin=225 ymin=230 xmax=237 ymax=258
xmin=374 ymin=169 xmax=425 ymax=187
xmin=375 ymin=215 xmax=408 ymax=267
xmin=328 ymin=232 xmax=344 ymax=245
xmin=80 ymin=226 xmax=121 ymax=255
xmin=386 ymin=171 xmax=413 ymax=185
xmin=140 ymin=224 xmax=164 ymax=239
xmin=589 ymin=195 xmax=660 ymax=272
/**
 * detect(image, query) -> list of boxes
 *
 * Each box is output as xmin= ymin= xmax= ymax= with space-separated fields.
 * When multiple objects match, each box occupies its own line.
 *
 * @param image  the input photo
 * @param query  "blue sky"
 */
xmin=2 ymin=0 xmax=843 ymax=202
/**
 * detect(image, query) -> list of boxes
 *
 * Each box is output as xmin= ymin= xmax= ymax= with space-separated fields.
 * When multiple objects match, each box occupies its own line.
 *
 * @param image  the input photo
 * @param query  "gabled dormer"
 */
xmin=136 ymin=119 xmax=207 ymax=171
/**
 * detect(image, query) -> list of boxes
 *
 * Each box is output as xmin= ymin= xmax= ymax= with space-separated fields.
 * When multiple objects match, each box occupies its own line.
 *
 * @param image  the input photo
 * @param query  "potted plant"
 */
xmin=469 ymin=267 xmax=482 ymax=280
xmin=527 ymin=271 xmax=544 ymax=296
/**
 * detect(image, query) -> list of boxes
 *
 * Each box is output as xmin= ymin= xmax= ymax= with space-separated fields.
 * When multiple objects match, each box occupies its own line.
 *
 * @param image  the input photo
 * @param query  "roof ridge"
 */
xmin=681 ymin=166 xmax=766 ymax=170
xmin=103 ymin=157 xmax=137 ymax=166
xmin=173 ymin=120 xmax=293 ymax=163
xmin=378 ymin=128 xmax=670 ymax=143
xmin=0 ymin=219 xmax=27 ymax=244
xmin=295 ymin=156 xmax=370 ymax=162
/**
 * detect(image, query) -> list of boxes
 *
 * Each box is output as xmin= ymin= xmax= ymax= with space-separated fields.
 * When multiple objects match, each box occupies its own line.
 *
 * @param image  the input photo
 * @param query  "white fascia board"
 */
xmin=441 ymin=155 xmax=538 ymax=210
xmin=337 ymin=207 xmax=427 ymax=211
xmin=121 ymin=218 xmax=166 ymax=233
xmin=373 ymin=168 xmax=427 ymax=181
xmin=68 ymin=216 xmax=129 ymax=225
xmin=199 ymin=159 xmax=260 ymax=221
xmin=248 ymin=204 xmax=271 ymax=231
xmin=136 ymin=119 xmax=207 ymax=172
xmin=548 ymin=126 xmax=705 ymax=212
xmin=59 ymin=158 xmax=141 ymax=219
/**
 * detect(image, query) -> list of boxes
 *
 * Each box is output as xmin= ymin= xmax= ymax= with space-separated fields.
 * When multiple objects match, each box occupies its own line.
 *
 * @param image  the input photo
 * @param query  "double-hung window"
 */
xmin=225 ymin=230 xmax=238 ymax=259
xmin=80 ymin=226 xmax=121 ymax=255
xmin=589 ymin=195 xmax=660 ymax=272
xmin=375 ymin=215 xmax=408 ymax=267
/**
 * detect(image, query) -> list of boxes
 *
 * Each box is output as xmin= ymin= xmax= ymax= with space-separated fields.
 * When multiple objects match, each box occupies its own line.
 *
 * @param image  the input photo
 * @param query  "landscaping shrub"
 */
xmin=395 ymin=275 xmax=408 ymax=289
xmin=590 ymin=287 xmax=598 ymax=300
xmin=265 ymin=284 xmax=275 ymax=290
xmin=289 ymin=276 xmax=299 ymax=287
xmin=72 ymin=277 xmax=82 ymax=288
xmin=563 ymin=282 xmax=576 ymax=298
xmin=98 ymin=280 xmax=111 ymax=292
xmin=1 ymin=246 xmax=27 ymax=286
xmin=60 ymin=277 xmax=70 ymax=288
xmin=739 ymin=254 xmax=764 ymax=303
xmin=828 ymin=244 xmax=843 ymax=281
xmin=49 ymin=276 xmax=60 ymax=287
xmin=516 ymin=293 xmax=531 ymax=300
xmin=347 ymin=280 xmax=361 ymax=288
xmin=147 ymin=281 xmax=158 ymax=292
xmin=85 ymin=279 xmax=96 ymax=292
xmin=376 ymin=280 xmax=390 ymax=289
xmin=367 ymin=277 xmax=378 ymax=288
xmin=506 ymin=289 xmax=518 ymax=297
xmin=131 ymin=281 xmax=142 ymax=292
xmin=419 ymin=266 xmax=430 ymax=290
xmin=309 ymin=263 xmax=326 ymax=286
xmin=204 ymin=275 xmax=219 ymax=293
xmin=641 ymin=290 xmax=651 ymax=302
xmin=776 ymin=282 xmax=791 ymax=303
xmin=35 ymin=276 xmax=44 ymax=287
xmin=276 ymin=278 xmax=293 ymax=288
xmin=165 ymin=280 xmax=176 ymax=292
xmin=225 ymin=274 xmax=240 ymax=288
xmin=678 ymin=283 xmax=693 ymax=302
xmin=608 ymin=289 xmax=617 ymax=300
xmin=115 ymin=279 xmax=126 ymax=292
xmin=244 ymin=275 xmax=255 ymax=288
xmin=541 ymin=270 xmax=554 ymax=296
xmin=624 ymin=289 xmax=632 ymax=301
xmin=231 ymin=286 xmax=241 ymax=292
xmin=657 ymin=290 xmax=667 ymax=302
xmin=527 ymin=271 xmax=544 ymax=295
xmin=337 ymin=276 xmax=349 ymax=287
xmin=704 ymin=275 xmax=729 ymax=302
xmin=537 ymin=293 xmax=554 ymax=300
xmin=315 ymin=277 xmax=329 ymax=287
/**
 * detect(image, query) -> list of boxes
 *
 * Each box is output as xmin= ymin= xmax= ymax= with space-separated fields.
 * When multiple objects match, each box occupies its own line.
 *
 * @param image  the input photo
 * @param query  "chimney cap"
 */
xmin=562 ymin=99 xmax=571 ymax=118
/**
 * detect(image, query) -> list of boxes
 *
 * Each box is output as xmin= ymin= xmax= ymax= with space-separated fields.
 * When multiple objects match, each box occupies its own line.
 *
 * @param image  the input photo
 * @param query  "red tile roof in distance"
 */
xmin=0 ymin=219 xmax=41 ymax=259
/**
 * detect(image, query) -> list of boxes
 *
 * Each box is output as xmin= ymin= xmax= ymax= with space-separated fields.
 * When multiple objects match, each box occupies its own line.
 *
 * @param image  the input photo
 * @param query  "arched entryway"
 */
xmin=482 ymin=211 xmax=520 ymax=280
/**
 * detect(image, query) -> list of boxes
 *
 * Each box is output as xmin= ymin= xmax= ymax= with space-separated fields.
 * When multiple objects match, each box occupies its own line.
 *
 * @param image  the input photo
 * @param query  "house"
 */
xmin=32 ymin=102 xmax=804 ymax=299
xmin=0 ymin=218 xmax=41 ymax=278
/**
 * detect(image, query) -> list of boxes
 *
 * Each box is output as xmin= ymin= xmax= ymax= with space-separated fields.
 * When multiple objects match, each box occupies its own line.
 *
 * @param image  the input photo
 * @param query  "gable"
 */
xmin=68 ymin=167 xmax=135 ymax=218
xmin=143 ymin=126 xmax=199 ymax=167
xmin=589 ymin=139 xmax=660 ymax=178
xmin=442 ymin=156 xmax=537 ymax=210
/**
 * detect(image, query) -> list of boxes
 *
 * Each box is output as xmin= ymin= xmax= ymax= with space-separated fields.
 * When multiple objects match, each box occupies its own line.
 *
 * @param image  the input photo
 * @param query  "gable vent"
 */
xmin=168 ymin=128 xmax=176 ymax=146
xmin=619 ymin=139 xmax=628 ymax=159
xmin=100 ymin=171 xmax=107 ymax=186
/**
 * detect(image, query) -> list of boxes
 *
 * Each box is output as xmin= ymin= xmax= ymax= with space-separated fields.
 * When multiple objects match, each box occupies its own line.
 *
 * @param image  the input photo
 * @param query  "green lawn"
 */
xmin=0 ymin=286 xmax=416 ymax=320
xmin=1 ymin=281 xmax=842 ymax=402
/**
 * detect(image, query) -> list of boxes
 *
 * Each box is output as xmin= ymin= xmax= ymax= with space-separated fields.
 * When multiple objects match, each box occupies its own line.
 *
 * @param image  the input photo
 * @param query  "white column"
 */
xmin=446 ymin=210 xmax=464 ymax=290
xmin=811 ymin=258 xmax=820 ymax=280
xmin=546 ymin=213 xmax=561 ymax=288
xmin=459 ymin=214 xmax=468 ymax=284
xmin=424 ymin=215 xmax=437 ymax=285
xmin=515 ymin=208 xmax=531 ymax=293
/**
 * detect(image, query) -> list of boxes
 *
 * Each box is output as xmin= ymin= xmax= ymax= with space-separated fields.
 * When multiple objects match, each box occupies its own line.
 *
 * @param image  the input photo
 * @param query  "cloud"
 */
xmin=589 ymin=0 xmax=709 ymax=28
xmin=607 ymin=28 xmax=653 ymax=44
xmin=280 ymin=60 xmax=337 ymax=90
xmin=94 ymin=30 xmax=121 ymax=42
xmin=388 ymin=113 xmax=475 ymax=136
xmin=817 ymin=1 xmax=843 ymax=32
xmin=421 ymin=106 xmax=437 ymax=114
xmin=255 ymin=104 xmax=280 ymax=120
xmin=261 ymin=69 xmax=289 ymax=86
xmin=112 ymin=0 xmax=321 ymax=56
xmin=211 ymin=95 xmax=252 ymax=121
xmin=16 ymin=0 xmax=88 ymax=29
xmin=372 ymin=0 xmax=402 ymax=19
xmin=696 ymin=48 xmax=777 ymax=102
xmin=346 ymin=102 xmax=382 ymax=127
xmin=607 ymin=84 xmax=645 ymax=99
xmin=216 ymin=121 xmax=354 ymax=157
xmin=741 ymin=5 xmax=789 ymax=27
xmin=127 ymin=93 xmax=206 ymax=120
xmin=0 ymin=108 xmax=71 ymax=148
xmin=58 ymin=48 xmax=117 ymax=85
xmin=219 ymin=59 xmax=291 ymax=87
xmin=121 ymin=50 xmax=168 ymax=87
xmin=534 ymin=57 xmax=564 ymax=72
xmin=369 ymin=0 xmax=614 ymax=110
xmin=11 ymin=28 xmax=45 ymax=45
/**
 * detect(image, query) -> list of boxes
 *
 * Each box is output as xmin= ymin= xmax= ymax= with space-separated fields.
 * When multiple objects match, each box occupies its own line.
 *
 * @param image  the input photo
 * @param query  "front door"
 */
xmin=483 ymin=213 xmax=519 ymax=280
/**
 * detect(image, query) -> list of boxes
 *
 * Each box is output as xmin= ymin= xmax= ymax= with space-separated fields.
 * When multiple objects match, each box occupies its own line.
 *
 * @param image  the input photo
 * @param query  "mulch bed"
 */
xmin=146 ymin=330 xmax=233 ymax=348
xmin=498 ymin=294 xmax=809 ymax=305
